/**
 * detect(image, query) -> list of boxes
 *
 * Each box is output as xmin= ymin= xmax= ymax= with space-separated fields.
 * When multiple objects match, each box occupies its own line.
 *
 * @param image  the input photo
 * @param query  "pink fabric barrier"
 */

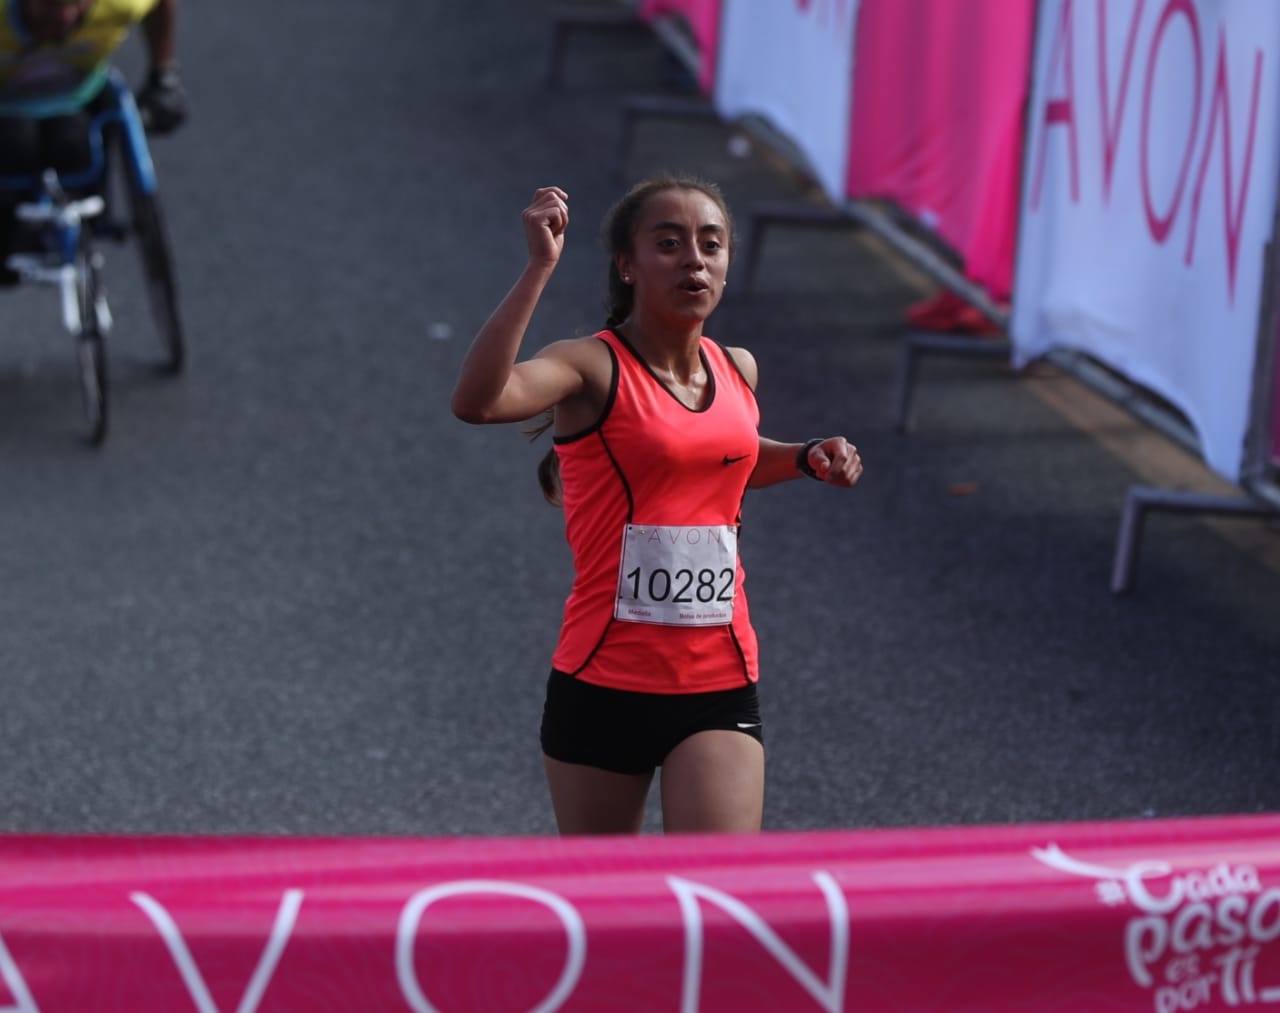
xmin=639 ymin=0 xmax=721 ymax=94
xmin=845 ymin=0 xmax=1035 ymax=301
xmin=3 ymin=816 xmax=1280 ymax=1010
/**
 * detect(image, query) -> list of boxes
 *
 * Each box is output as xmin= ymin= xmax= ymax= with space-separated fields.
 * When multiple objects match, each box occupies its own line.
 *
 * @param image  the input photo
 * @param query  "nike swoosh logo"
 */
xmin=722 ymin=454 xmax=750 ymax=466
xmin=736 ymin=722 xmax=761 ymax=729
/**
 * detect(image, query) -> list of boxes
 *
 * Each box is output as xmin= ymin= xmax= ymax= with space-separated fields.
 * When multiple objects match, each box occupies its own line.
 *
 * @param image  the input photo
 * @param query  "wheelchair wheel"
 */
xmin=76 ymin=249 xmax=109 ymax=446
xmin=126 ymin=178 xmax=184 ymax=374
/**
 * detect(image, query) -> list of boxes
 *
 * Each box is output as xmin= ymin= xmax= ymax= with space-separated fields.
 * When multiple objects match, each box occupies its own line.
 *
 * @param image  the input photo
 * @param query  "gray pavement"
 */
xmin=0 ymin=0 xmax=1276 ymax=838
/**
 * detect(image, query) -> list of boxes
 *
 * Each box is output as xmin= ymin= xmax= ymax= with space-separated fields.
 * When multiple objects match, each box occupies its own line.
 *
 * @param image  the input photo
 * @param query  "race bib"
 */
xmin=615 ymin=524 xmax=737 ymax=626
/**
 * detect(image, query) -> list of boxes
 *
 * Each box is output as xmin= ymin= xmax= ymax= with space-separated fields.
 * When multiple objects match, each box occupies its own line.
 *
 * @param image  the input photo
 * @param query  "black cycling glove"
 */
xmin=135 ymin=66 xmax=188 ymax=135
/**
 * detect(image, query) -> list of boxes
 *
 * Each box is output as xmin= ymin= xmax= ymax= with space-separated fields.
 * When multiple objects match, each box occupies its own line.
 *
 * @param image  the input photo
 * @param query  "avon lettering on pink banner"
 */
xmin=2 ymin=819 xmax=1280 ymax=1010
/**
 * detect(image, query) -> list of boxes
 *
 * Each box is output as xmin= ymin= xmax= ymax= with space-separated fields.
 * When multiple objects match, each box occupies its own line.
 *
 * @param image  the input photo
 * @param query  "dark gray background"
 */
xmin=0 ymin=1 xmax=1276 ymax=837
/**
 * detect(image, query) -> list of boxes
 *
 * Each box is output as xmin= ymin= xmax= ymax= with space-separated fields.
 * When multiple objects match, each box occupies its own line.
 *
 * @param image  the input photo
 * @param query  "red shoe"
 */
xmin=906 ymin=290 xmax=968 ymax=329
xmin=951 ymin=302 xmax=1003 ymax=335
xmin=905 ymin=290 xmax=1003 ymax=335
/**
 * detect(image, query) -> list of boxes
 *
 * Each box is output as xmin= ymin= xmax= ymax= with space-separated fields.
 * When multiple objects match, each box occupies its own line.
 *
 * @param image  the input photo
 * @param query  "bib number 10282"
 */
xmin=615 ymin=524 xmax=737 ymax=626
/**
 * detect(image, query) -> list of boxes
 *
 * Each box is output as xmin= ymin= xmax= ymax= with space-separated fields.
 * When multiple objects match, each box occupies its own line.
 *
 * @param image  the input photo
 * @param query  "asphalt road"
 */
xmin=0 ymin=0 xmax=1276 ymax=838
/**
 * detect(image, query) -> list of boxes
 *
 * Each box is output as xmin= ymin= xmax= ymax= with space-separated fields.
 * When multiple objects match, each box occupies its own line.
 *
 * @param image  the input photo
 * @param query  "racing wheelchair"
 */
xmin=0 ymin=67 xmax=184 ymax=446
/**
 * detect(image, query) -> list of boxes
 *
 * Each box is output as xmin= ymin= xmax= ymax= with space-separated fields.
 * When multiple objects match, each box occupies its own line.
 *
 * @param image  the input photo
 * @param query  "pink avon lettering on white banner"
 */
xmin=1012 ymin=0 xmax=1280 ymax=482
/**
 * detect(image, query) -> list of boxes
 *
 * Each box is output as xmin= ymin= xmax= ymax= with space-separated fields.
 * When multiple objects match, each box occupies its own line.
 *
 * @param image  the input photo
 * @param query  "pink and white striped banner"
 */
xmin=1012 ymin=0 xmax=1280 ymax=482
xmin=630 ymin=0 xmax=1280 ymax=479
xmin=703 ymin=0 xmax=1032 ymax=300
xmin=3 ymin=816 xmax=1280 ymax=1010
xmin=844 ymin=0 xmax=1035 ymax=301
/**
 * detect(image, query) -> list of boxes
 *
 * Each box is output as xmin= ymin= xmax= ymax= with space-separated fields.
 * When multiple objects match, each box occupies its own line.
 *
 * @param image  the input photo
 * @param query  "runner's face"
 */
xmin=618 ymin=189 xmax=730 ymax=323
xmin=24 ymin=0 xmax=93 ymax=42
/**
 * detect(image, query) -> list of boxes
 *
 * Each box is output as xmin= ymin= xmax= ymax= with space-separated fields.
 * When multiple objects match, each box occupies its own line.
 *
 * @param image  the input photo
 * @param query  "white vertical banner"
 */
xmin=713 ymin=0 xmax=860 ymax=203
xmin=1012 ymin=0 xmax=1280 ymax=481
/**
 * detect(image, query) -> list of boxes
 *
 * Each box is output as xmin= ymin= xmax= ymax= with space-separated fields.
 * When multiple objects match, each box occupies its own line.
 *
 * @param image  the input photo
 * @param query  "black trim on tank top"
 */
xmin=727 ymin=624 xmax=752 ymax=684
xmin=554 ymin=339 xmax=619 ymax=445
xmin=611 ymin=327 xmax=716 ymax=414
xmin=713 ymin=340 xmax=760 ymax=409
xmin=564 ymin=428 xmax=633 ymax=678
xmin=566 ymin=618 xmax=615 ymax=677
xmin=597 ymin=428 xmax=634 ymax=521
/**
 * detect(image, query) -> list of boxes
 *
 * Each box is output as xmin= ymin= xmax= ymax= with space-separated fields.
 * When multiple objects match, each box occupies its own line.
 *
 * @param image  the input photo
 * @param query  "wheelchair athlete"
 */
xmin=0 ymin=0 xmax=186 ymax=286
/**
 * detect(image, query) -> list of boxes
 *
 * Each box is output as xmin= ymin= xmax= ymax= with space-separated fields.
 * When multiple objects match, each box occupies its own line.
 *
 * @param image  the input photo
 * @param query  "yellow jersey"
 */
xmin=0 ymin=0 xmax=157 ymax=115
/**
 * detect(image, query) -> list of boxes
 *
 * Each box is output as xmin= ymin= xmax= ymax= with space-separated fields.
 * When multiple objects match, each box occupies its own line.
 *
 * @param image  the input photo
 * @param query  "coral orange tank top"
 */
xmin=550 ymin=328 xmax=760 ymax=693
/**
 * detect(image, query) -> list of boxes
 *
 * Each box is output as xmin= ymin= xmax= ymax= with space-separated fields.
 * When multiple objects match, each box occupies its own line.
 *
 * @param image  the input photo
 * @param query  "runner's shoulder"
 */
xmin=534 ymin=334 xmax=614 ymax=390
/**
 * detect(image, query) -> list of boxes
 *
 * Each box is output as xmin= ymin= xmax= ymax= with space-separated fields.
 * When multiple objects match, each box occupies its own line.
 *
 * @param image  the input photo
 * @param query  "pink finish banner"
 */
xmin=640 ymin=0 xmax=721 ymax=94
xmin=844 ymin=0 xmax=1035 ymax=301
xmin=3 ymin=817 xmax=1280 ymax=1010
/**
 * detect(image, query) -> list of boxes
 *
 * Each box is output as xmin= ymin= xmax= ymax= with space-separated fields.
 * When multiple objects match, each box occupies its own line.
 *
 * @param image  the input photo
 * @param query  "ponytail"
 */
xmin=523 ymin=410 xmax=562 ymax=507
xmin=604 ymin=260 xmax=633 ymax=328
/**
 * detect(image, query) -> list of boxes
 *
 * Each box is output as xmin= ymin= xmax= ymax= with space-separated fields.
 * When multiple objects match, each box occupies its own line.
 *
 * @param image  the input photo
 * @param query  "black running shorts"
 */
xmin=539 ymin=668 xmax=764 ymax=775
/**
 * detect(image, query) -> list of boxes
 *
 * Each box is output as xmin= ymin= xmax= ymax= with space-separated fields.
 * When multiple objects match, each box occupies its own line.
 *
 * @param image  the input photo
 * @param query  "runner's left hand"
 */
xmin=804 ymin=437 xmax=863 ymax=487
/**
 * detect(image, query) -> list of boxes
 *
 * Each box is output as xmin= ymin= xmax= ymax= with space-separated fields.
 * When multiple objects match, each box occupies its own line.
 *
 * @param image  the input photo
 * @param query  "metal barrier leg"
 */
xmin=893 ymin=331 xmax=1012 ymax=433
xmin=894 ymin=340 xmax=921 ymax=433
xmin=1110 ymin=485 xmax=1280 ymax=594
xmin=737 ymin=202 xmax=852 ymax=293
xmin=1110 ymin=487 xmax=1151 ymax=596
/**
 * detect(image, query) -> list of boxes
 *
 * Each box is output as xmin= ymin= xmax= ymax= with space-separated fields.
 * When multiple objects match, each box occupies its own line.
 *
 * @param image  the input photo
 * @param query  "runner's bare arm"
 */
xmin=454 ymin=336 xmax=589 ymax=425
xmin=749 ymin=439 xmax=810 ymax=488
xmin=749 ymin=436 xmax=863 ymax=488
xmin=452 ymin=187 xmax=581 ymax=424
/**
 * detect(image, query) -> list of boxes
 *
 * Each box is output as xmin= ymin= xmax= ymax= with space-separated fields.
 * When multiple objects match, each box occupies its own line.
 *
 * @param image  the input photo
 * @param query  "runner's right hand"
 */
xmin=523 ymin=187 xmax=568 ymax=268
